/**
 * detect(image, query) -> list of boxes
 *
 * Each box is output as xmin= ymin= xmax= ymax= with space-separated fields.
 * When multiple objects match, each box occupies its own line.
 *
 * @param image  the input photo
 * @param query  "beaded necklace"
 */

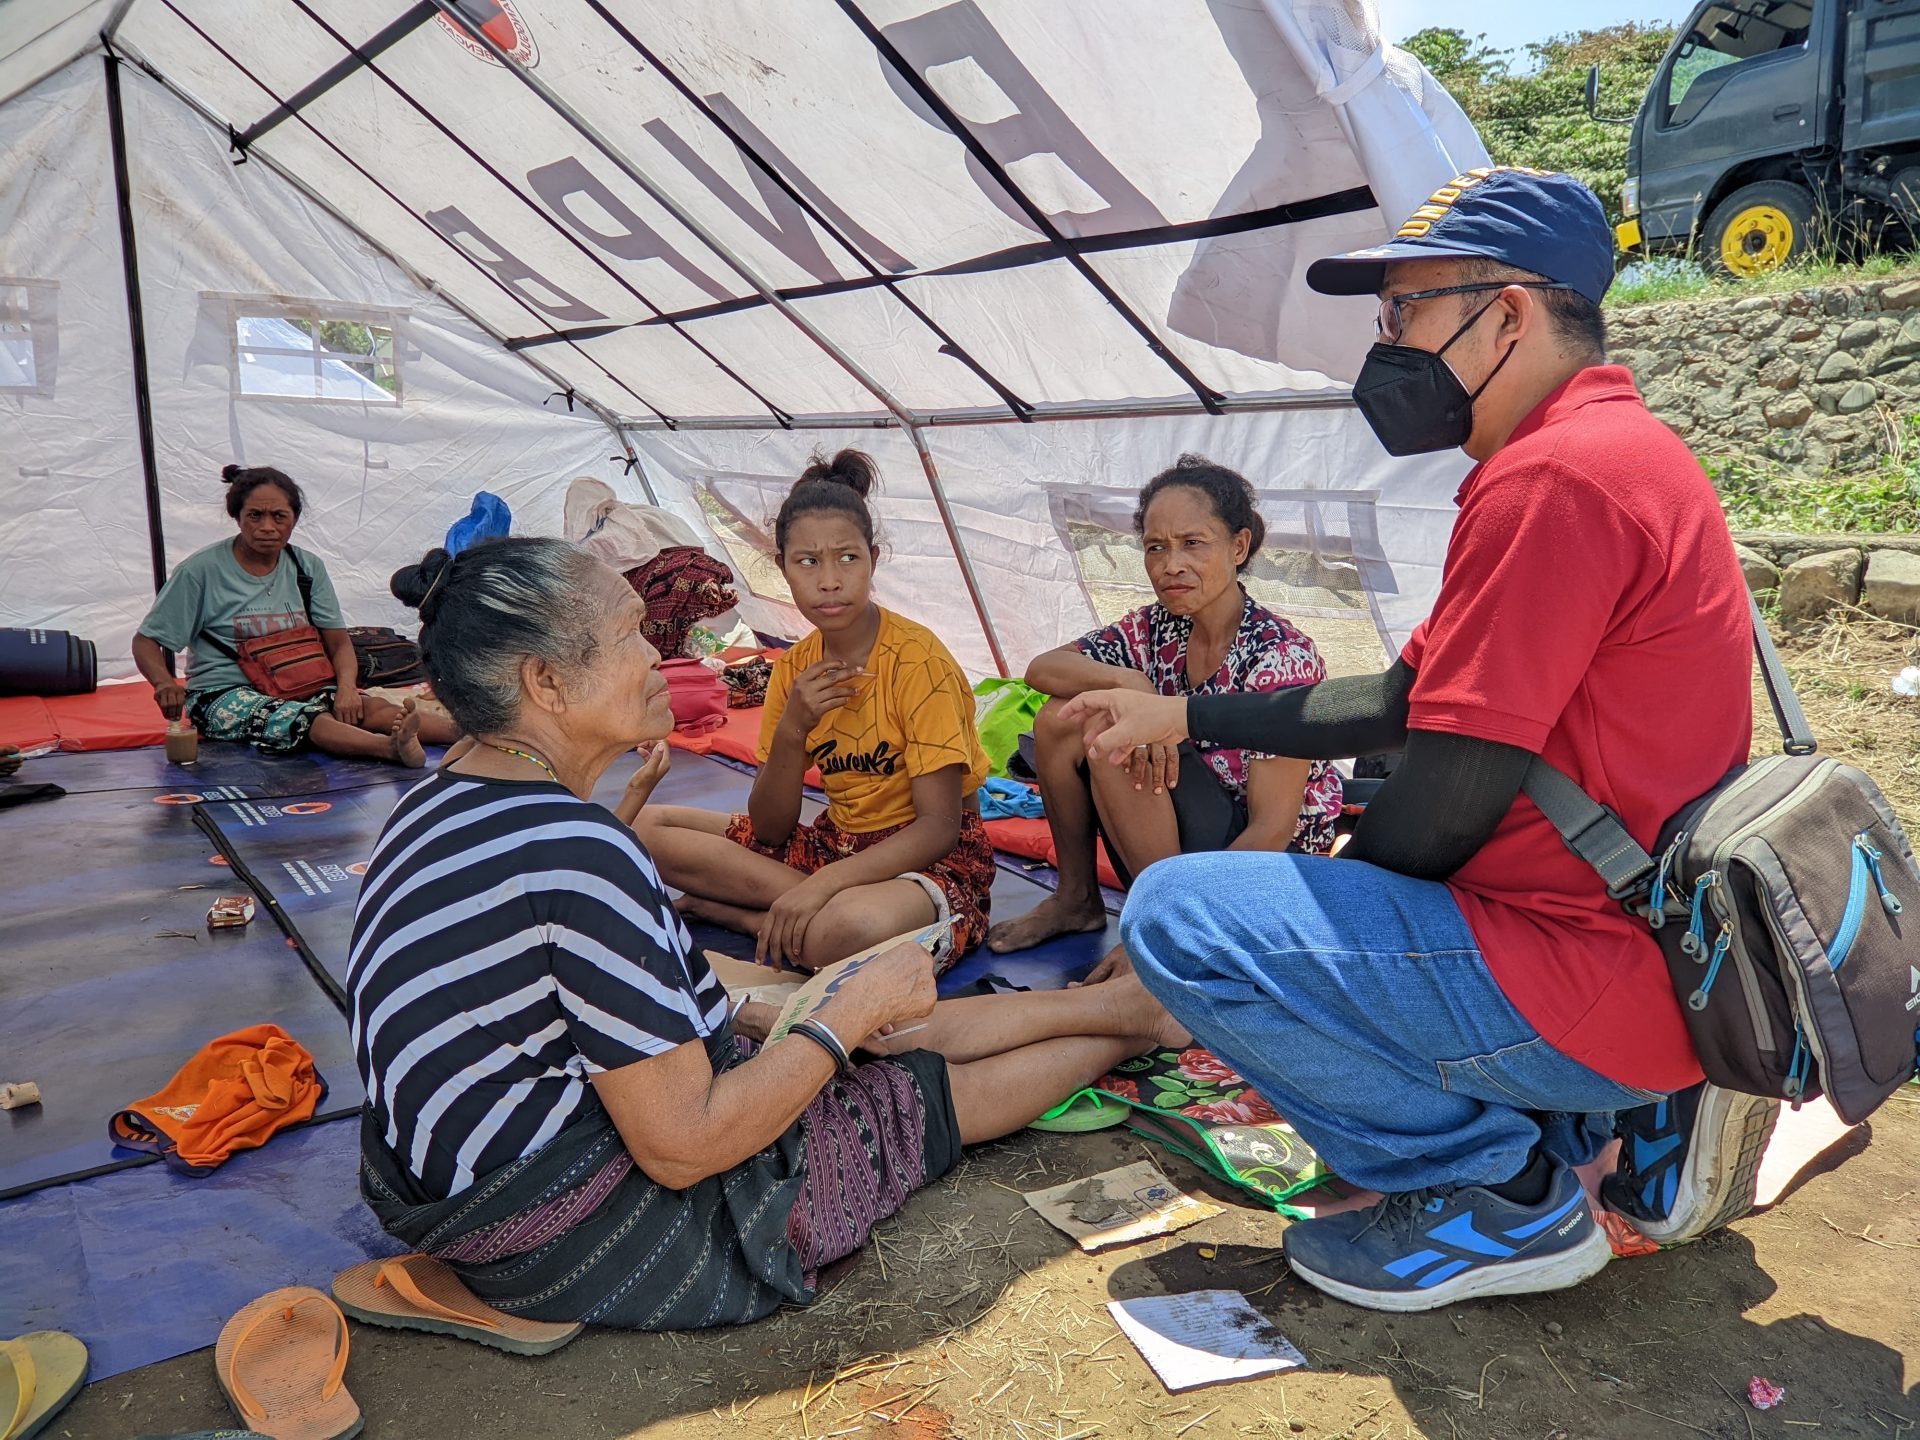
xmin=489 ymin=743 xmax=559 ymax=783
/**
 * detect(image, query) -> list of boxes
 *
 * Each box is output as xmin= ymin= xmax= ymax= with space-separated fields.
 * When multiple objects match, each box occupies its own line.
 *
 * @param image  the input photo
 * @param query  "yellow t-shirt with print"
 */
xmin=757 ymin=608 xmax=989 ymax=834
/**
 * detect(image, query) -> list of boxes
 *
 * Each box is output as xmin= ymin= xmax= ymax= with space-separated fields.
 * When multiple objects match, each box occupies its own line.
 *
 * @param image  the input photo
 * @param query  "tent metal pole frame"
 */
xmin=231 ymin=1 xmax=437 ymax=152
xmin=101 ymin=46 xmax=168 ymax=594
xmin=575 ymin=0 xmax=1034 ymax=425
xmin=426 ymin=0 xmax=1012 ymax=678
xmin=276 ymin=0 xmax=794 ymax=433
xmin=835 ymin=0 xmax=1227 ymax=417
xmin=111 ymin=45 xmax=657 ymax=503
xmin=617 ymin=392 xmax=1360 ymax=431
xmin=145 ymin=1 xmax=681 ymax=429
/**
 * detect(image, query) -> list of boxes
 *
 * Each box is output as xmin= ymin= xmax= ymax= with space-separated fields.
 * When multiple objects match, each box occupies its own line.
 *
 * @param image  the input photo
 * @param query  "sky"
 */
xmin=1373 ymin=0 xmax=1689 ymax=62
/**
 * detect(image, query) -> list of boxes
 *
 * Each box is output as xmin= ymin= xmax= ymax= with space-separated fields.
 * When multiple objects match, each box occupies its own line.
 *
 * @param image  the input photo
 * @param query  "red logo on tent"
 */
xmin=209 ymin=855 xmax=230 ymax=866
xmin=153 ymin=792 xmax=203 ymax=805
xmin=347 ymin=861 xmax=369 ymax=876
xmin=281 ymin=801 xmax=332 ymax=816
xmin=436 ymin=0 xmax=538 ymax=67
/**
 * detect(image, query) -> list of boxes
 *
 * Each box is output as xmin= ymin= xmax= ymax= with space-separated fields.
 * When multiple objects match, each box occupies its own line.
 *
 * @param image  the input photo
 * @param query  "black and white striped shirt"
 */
xmin=348 ymin=771 xmax=726 ymax=1200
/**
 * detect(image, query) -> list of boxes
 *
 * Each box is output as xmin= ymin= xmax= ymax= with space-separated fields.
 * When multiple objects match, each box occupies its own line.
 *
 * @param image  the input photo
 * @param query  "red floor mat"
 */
xmin=667 ymin=705 xmax=823 ymax=788
xmin=0 ymin=685 xmax=167 ymax=753
xmin=983 ymin=816 xmax=1123 ymax=891
xmin=0 ymin=695 xmax=58 ymax=751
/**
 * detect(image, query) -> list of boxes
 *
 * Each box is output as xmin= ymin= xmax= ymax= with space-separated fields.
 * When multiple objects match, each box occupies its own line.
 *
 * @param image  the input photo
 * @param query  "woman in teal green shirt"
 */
xmin=132 ymin=465 xmax=458 ymax=763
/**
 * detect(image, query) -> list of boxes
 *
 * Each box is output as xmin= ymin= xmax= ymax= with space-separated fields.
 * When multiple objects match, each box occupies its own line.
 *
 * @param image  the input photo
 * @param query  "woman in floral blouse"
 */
xmin=987 ymin=456 xmax=1342 ymax=954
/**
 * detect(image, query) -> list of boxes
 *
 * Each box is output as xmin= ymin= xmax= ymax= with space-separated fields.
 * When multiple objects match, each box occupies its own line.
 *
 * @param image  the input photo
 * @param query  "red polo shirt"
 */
xmin=1401 ymin=365 xmax=1752 ymax=1092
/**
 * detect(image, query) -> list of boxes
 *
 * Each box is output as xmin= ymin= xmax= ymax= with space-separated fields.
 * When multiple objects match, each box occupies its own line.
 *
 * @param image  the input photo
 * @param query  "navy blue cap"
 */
xmin=1307 ymin=167 xmax=1614 ymax=305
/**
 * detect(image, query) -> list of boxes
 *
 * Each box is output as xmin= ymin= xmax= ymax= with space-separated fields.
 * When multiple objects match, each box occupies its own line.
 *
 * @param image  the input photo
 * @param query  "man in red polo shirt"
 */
xmin=1061 ymin=168 xmax=1765 ymax=1310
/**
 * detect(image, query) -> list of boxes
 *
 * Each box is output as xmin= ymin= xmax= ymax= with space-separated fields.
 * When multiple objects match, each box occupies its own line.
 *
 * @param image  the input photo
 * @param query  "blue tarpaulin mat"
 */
xmin=25 ymin=741 xmax=442 ymax=797
xmin=0 ymin=759 xmax=370 ymax=1198
xmin=198 ymin=748 xmax=1118 ymax=1000
xmin=0 ymin=1116 xmax=403 ymax=1381
xmin=0 ymin=745 xmax=1114 ymax=1386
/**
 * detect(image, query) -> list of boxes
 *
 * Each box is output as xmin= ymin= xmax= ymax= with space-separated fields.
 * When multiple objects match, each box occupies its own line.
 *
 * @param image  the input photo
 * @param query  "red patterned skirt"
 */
xmin=723 ymin=809 xmax=994 ymax=971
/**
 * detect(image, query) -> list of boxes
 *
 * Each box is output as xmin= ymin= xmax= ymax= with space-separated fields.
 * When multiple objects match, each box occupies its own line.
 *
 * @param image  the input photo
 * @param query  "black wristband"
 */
xmin=789 ymin=1019 xmax=850 ymax=1074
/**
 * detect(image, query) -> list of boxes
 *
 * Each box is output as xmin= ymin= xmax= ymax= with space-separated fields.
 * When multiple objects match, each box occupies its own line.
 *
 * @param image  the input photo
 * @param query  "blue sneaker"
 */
xmin=1284 ymin=1160 xmax=1611 ymax=1312
xmin=1600 ymin=1083 xmax=1779 ymax=1246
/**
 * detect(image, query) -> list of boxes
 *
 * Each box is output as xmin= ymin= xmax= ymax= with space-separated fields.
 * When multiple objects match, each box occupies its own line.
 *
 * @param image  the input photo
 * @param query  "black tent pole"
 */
xmin=103 ymin=50 xmax=168 ymax=594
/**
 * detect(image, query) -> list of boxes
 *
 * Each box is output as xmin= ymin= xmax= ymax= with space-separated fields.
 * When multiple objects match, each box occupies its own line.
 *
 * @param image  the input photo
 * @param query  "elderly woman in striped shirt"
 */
xmin=350 ymin=537 xmax=1181 ymax=1329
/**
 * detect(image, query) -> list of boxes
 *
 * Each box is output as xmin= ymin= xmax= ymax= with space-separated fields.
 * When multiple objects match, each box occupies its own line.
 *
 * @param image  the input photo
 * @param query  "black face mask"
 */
xmin=1352 ymin=301 xmax=1518 ymax=457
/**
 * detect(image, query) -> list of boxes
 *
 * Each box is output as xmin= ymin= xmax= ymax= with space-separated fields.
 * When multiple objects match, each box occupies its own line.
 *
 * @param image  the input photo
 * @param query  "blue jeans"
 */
xmin=1121 ymin=851 xmax=1668 ymax=1195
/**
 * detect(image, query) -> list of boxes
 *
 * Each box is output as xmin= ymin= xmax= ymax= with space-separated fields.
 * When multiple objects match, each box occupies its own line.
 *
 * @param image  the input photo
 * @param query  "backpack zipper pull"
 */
xmin=1687 ymin=924 xmax=1734 ymax=1011
xmin=1856 ymin=837 xmax=1904 ymax=917
xmin=1680 ymin=871 xmax=1717 ymax=960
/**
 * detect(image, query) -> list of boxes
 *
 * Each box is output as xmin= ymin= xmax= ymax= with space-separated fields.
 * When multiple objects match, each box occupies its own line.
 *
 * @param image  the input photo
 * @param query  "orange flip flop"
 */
xmin=332 ymin=1256 xmax=581 ymax=1356
xmin=213 ymin=1289 xmax=361 ymax=1440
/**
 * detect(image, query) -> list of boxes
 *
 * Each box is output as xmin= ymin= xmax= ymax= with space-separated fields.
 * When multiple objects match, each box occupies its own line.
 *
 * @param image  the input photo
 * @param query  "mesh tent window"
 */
xmin=231 ymin=301 xmax=402 ymax=404
xmin=0 ymin=279 xmax=57 ymax=395
xmin=1044 ymin=485 xmax=1398 ymax=679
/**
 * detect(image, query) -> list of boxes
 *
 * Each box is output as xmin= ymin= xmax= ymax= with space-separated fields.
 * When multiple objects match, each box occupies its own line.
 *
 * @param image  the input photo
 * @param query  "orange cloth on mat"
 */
xmin=110 ymin=1024 xmax=326 ymax=1175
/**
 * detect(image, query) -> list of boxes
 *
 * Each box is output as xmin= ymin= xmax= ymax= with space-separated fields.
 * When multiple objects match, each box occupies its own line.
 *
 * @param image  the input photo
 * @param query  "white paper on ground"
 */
xmin=1108 ymin=1289 xmax=1309 ymax=1393
xmin=1024 ymin=1160 xmax=1224 ymax=1252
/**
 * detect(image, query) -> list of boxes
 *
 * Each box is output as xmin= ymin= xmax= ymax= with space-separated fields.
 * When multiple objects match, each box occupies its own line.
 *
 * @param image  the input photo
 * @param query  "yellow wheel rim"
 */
xmin=1721 ymin=204 xmax=1796 ymax=276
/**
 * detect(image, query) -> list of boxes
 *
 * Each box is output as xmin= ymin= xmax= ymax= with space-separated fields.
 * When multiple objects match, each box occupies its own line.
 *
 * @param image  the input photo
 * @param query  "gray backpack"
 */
xmin=1524 ymin=596 xmax=1919 ymax=1125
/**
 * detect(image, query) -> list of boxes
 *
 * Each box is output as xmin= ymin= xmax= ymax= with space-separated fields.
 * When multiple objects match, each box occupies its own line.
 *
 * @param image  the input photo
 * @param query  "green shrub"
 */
xmin=1402 ymin=24 xmax=1675 ymax=228
xmin=1711 ymin=416 xmax=1920 ymax=533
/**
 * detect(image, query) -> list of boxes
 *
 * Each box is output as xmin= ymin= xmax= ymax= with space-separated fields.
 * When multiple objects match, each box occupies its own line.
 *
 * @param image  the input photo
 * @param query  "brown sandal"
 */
xmin=213 ymin=1289 xmax=360 ymax=1440
xmin=332 ymin=1256 xmax=581 ymax=1356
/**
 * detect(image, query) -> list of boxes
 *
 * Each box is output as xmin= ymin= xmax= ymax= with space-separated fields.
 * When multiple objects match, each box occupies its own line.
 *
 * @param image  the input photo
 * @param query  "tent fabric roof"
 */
xmin=12 ymin=0 xmax=1485 ymax=430
xmin=0 ymin=0 xmax=1490 ymax=683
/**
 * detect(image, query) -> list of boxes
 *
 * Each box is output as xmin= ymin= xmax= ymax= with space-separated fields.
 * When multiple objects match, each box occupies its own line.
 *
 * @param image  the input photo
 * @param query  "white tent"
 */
xmin=0 ymin=0 xmax=1488 ymax=684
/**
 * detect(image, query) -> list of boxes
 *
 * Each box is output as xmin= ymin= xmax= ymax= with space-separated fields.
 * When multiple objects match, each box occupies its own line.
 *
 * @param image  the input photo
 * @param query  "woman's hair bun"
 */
xmin=390 ymin=547 xmax=454 ymax=617
xmin=799 ymin=448 xmax=879 ymax=499
xmin=220 ymin=463 xmax=244 ymax=483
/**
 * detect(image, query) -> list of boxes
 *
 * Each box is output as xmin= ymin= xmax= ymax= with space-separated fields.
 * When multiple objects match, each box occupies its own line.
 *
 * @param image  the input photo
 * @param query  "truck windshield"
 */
xmin=1668 ymin=1 xmax=1814 ymax=117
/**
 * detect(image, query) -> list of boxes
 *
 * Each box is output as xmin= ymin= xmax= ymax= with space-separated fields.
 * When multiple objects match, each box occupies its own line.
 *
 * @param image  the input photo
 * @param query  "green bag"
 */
xmin=1035 ymin=1048 xmax=1332 ymax=1216
xmin=972 ymin=677 xmax=1049 ymax=778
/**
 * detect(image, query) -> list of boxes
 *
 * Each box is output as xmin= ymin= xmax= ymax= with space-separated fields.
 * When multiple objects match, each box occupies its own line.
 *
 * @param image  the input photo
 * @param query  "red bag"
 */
xmin=236 ymin=625 xmax=334 ymax=700
xmin=660 ymin=658 xmax=727 ymax=736
xmin=212 ymin=551 xmax=336 ymax=700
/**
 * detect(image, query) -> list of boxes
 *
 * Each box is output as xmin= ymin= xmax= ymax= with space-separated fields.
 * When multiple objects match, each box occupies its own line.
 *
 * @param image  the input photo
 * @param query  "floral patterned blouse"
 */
xmin=1072 ymin=592 xmax=1343 ymax=854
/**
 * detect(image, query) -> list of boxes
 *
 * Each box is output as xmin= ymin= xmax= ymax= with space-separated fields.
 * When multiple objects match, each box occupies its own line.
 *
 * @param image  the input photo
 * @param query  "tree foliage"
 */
xmin=1402 ymin=24 xmax=1678 ymax=226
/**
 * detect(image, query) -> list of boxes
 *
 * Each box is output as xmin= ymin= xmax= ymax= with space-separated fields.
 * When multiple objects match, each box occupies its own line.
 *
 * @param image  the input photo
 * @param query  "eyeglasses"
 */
xmin=1376 ymin=281 xmax=1575 ymax=344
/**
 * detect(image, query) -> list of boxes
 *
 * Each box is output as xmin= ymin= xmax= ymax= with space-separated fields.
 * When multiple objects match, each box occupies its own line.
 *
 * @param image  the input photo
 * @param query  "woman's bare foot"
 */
xmin=986 ymin=893 xmax=1108 ymax=954
xmin=1097 ymin=969 xmax=1192 ymax=1051
xmin=388 ymin=701 xmax=427 ymax=768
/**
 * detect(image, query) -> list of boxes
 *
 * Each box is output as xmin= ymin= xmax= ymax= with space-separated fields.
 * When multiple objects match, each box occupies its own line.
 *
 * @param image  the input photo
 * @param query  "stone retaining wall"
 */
xmin=1731 ymin=531 xmax=1920 ymax=625
xmin=1607 ymin=275 xmax=1920 ymax=473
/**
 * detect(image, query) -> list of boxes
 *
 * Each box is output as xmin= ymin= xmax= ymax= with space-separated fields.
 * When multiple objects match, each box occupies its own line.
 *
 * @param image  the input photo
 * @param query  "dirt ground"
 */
xmin=57 ymin=1093 xmax=1919 ymax=1440
xmin=43 ymin=614 xmax=1920 ymax=1440
xmin=1768 ymin=612 xmax=1920 ymax=828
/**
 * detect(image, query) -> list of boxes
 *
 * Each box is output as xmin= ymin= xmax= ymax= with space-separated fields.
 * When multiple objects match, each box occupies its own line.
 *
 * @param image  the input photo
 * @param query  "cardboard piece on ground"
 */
xmin=1024 ymin=1159 xmax=1223 ymax=1252
xmin=1108 ymin=1289 xmax=1309 ymax=1392
xmin=766 ymin=918 xmax=954 ymax=1042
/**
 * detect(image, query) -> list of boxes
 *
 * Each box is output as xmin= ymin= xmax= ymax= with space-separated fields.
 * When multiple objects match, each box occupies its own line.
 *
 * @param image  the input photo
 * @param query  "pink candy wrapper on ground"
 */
xmin=1748 ymin=1376 xmax=1787 ymax=1410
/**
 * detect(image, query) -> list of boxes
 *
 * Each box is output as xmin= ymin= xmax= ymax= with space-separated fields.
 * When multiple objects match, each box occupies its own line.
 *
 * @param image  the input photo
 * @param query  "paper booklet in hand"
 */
xmin=767 ymin=916 xmax=955 ymax=1043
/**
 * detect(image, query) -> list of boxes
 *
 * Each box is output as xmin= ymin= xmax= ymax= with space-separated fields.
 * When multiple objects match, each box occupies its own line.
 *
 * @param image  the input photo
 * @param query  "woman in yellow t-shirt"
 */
xmin=635 ymin=451 xmax=992 ymax=973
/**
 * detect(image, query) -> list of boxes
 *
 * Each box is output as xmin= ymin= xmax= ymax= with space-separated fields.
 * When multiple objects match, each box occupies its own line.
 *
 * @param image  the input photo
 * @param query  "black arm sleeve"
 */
xmin=1186 ymin=658 xmax=1415 ymax=761
xmin=1341 ymin=729 xmax=1533 ymax=881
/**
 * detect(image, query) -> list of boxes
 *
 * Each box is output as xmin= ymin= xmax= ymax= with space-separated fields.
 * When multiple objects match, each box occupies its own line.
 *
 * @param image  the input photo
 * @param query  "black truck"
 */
xmin=1602 ymin=0 xmax=1920 ymax=276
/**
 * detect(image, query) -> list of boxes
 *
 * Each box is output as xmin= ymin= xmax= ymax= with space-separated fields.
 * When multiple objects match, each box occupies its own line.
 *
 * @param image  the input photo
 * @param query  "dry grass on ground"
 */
xmin=1765 ymin=610 xmax=1920 ymax=827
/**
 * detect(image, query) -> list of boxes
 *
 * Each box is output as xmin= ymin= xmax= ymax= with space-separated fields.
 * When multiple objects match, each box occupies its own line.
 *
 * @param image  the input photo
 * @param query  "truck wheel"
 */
xmin=1703 ymin=181 xmax=1817 ymax=279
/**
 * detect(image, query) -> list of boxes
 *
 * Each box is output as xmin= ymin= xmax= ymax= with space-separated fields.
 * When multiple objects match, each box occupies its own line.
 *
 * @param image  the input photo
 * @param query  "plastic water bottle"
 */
xmin=1893 ymin=667 xmax=1920 ymax=698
